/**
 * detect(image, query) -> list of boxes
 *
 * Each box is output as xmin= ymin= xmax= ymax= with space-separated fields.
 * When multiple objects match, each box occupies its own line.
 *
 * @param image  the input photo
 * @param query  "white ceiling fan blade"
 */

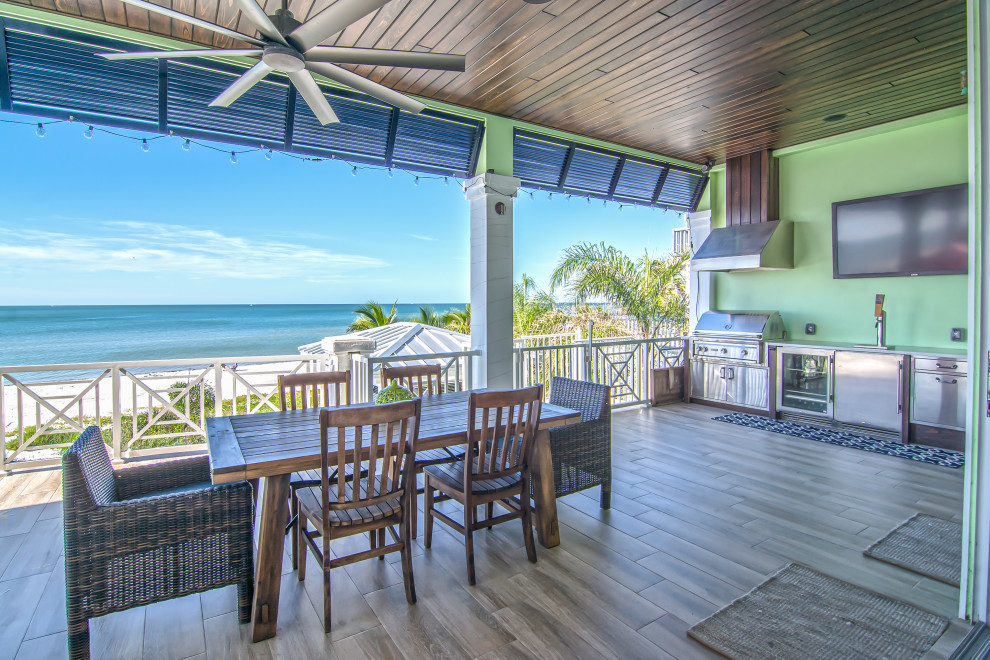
xmin=209 ymin=61 xmax=273 ymax=107
xmin=306 ymin=61 xmax=426 ymax=114
xmin=232 ymin=0 xmax=289 ymax=45
xmin=305 ymin=47 xmax=465 ymax=71
xmin=101 ymin=49 xmax=262 ymax=60
xmin=112 ymin=0 xmax=265 ymax=46
xmin=288 ymin=70 xmax=339 ymax=125
xmin=287 ymin=0 xmax=391 ymax=52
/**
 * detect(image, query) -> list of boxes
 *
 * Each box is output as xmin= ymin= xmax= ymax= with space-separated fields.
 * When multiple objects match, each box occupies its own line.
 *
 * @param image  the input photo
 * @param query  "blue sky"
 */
xmin=0 ymin=113 xmax=684 ymax=305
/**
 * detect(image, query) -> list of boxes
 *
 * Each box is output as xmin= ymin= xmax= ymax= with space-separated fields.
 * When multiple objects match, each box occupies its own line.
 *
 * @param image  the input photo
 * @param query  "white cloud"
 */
xmin=407 ymin=233 xmax=438 ymax=242
xmin=0 ymin=220 xmax=387 ymax=282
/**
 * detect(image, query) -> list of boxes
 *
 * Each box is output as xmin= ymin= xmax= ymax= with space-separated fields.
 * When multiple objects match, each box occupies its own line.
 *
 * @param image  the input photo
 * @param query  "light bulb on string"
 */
xmin=35 ymin=123 xmax=46 ymax=138
xmin=548 ymin=193 xmax=553 ymax=200
xmin=387 ymin=168 xmax=393 ymax=178
xmin=265 ymin=149 xmax=273 ymax=161
xmin=351 ymin=166 xmax=358 ymax=176
xmin=83 ymin=125 xmax=94 ymax=140
xmin=230 ymin=151 xmax=237 ymax=164
xmin=414 ymin=176 xmax=419 ymax=186
xmin=586 ymin=197 xmax=591 ymax=205
xmin=181 ymin=139 xmax=191 ymax=152
xmin=141 ymin=139 xmax=150 ymax=153
xmin=443 ymin=177 xmax=449 ymax=186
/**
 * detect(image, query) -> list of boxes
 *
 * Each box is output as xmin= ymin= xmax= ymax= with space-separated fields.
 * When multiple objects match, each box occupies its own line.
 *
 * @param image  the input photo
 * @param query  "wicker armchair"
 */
xmin=547 ymin=377 xmax=612 ymax=509
xmin=63 ymin=426 xmax=254 ymax=660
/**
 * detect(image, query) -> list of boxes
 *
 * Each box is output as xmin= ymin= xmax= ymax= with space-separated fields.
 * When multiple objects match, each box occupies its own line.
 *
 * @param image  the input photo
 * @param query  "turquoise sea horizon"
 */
xmin=0 ymin=304 xmax=465 ymax=376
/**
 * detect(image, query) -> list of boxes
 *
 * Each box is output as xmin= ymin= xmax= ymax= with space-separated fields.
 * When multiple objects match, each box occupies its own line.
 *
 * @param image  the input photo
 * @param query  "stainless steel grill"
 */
xmin=689 ymin=311 xmax=784 ymax=411
xmin=690 ymin=311 xmax=785 ymax=366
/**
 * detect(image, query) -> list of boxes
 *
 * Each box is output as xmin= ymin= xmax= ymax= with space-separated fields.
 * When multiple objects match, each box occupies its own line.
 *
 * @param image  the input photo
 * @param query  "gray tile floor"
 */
xmin=0 ymin=403 xmax=972 ymax=659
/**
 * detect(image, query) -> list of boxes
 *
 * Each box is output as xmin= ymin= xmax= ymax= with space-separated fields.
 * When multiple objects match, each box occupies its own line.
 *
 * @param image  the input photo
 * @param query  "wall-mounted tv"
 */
xmin=832 ymin=184 xmax=968 ymax=279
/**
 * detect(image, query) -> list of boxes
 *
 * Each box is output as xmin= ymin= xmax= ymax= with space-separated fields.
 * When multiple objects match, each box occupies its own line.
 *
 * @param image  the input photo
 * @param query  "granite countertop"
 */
xmin=766 ymin=339 xmax=967 ymax=358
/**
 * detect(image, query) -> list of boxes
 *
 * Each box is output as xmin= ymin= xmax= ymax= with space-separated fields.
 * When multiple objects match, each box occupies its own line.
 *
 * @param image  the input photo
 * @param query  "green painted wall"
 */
xmin=703 ymin=112 xmax=968 ymax=349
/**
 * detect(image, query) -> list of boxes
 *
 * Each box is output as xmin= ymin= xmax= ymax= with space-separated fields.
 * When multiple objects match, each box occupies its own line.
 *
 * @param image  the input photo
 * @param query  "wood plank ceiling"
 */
xmin=2 ymin=0 xmax=968 ymax=164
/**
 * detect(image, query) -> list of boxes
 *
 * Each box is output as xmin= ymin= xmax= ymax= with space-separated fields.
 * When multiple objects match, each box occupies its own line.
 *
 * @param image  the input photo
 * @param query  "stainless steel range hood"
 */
xmin=690 ymin=220 xmax=793 ymax=272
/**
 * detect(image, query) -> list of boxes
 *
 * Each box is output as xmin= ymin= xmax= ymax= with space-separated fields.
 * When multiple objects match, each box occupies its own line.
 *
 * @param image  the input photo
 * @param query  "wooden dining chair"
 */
xmin=423 ymin=385 xmax=543 ymax=585
xmin=294 ymin=399 xmax=420 ymax=631
xmin=381 ymin=364 xmax=464 ymax=538
xmin=277 ymin=370 xmax=351 ymax=570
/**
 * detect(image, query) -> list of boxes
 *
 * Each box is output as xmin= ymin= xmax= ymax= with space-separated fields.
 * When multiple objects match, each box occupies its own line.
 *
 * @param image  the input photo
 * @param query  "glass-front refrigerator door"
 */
xmin=777 ymin=350 xmax=833 ymax=417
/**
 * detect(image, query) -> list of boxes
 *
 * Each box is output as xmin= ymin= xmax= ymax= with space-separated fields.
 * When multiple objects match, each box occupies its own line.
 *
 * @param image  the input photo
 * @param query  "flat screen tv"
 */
xmin=831 ymin=183 xmax=968 ymax=279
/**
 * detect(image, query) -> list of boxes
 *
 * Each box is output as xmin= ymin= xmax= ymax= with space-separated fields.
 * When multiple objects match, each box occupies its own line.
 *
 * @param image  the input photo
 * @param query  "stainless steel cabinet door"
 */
xmin=912 ymin=372 xmax=966 ymax=430
xmin=833 ymin=351 xmax=902 ymax=432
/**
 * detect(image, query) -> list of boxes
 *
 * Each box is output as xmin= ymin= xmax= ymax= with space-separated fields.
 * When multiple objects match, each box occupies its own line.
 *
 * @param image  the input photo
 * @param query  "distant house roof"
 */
xmin=299 ymin=322 xmax=470 ymax=361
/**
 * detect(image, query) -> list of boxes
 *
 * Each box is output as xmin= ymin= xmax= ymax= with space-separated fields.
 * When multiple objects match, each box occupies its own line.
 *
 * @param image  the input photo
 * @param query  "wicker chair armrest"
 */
xmin=548 ymin=418 xmax=611 ymax=448
xmin=101 ymin=481 xmax=253 ymax=551
xmin=114 ymin=455 xmax=212 ymax=500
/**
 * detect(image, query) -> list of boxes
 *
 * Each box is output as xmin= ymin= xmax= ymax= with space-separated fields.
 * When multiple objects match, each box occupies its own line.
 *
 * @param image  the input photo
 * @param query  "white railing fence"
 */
xmin=352 ymin=350 xmax=482 ymax=403
xmin=514 ymin=337 xmax=688 ymax=408
xmin=1 ymin=354 xmax=326 ymax=472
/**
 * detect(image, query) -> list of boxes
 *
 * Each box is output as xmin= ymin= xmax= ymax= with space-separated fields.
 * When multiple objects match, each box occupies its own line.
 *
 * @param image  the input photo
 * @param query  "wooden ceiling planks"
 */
xmin=2 ymin=0 xmax=967 ymax=164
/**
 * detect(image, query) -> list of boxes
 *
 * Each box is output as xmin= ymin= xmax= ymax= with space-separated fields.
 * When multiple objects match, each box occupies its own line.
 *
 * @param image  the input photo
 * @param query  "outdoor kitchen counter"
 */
xmin=766 ymin=340 xmax=965 ymax=358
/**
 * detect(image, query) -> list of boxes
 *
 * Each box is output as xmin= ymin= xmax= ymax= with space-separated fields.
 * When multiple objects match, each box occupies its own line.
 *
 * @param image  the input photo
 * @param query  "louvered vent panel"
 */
xmin=392 ymin=111 xmax=481 ymax=176
xmin=292 ymin=92 xmax=391 ymax=161
xmin=513 ymin=133 xmax=568 ymax=187
xmin=613 ymin=160 xmax=666 ymax=203
xmin=657 ymin=168 xmax=705 ymax=210
xmin=563 ymin=148 xmax=620 ymax=195
xmin=166 ymin=62 xmax=286 ymax=143
xmin=5 ymin=30 xmax=158 ymax=122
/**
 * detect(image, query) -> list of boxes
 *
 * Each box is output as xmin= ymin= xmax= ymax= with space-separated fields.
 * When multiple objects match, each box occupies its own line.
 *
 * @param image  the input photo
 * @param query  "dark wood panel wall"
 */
xmin=726 ymin=149 xmax=779 ymax=226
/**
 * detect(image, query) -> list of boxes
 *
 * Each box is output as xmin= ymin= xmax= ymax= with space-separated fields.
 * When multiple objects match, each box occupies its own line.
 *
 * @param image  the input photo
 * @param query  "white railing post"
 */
xmin=0 ymin=372 xmax=7 ymax=474
xmin=111 ymin=365 xmax=122 ymax=461
xmin=213 ymin=361 xmax=224 ymax=418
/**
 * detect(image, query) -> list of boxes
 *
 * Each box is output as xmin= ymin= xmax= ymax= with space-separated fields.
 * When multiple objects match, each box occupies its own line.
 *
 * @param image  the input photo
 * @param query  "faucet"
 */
xmin=874 ymin=294 xmax=886 ymax=348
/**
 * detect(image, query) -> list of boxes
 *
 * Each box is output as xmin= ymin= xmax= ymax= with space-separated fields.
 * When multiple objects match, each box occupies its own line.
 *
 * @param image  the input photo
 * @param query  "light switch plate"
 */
xmin=951 ymin=328 xmax=965 ymax=342
xmin=805 ymin=323 xmax=816 ymax=335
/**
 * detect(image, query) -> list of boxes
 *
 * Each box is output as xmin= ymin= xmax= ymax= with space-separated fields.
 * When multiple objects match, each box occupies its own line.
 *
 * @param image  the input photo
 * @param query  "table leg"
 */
xmin=251 ymin=473 xmax=290 ymax=642
xmin=530 ymin=428 xmax=560 ymax=548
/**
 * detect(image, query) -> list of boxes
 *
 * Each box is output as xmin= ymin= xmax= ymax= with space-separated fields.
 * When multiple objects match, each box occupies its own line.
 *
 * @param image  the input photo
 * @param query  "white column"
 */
xmin=687 ymin=210 xmax=714 ymax=333
xmin=464 ymin=173 xmax=520 ymax=389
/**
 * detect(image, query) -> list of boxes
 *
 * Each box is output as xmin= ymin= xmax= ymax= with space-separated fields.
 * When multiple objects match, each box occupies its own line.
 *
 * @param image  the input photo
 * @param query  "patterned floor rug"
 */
xmin=688 ymin=563 xmax=949 ymax=660
xmin=712 ymin=413 xmax=964 ymax=468
xmin=865 ymin=514 xmax=963 ymax=587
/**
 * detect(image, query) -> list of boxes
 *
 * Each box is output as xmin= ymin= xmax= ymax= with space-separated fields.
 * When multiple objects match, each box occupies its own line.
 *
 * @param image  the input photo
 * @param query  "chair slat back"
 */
xmin=466 ymin=386 xmax=542 ymax=485
xmin=318 ymin=400 xmax=420 ymax=541
xmin=381 ymin=364 xmax=442 ymax=397
xmin=278 ymin=371 xmax=351 ymax=411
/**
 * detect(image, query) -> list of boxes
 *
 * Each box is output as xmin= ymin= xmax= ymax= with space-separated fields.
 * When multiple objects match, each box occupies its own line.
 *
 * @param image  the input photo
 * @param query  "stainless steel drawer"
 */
xmin=914 ymin=357 xmax=967 ymax=375
xmin=911 ymin=372 xmax=967 ymax=430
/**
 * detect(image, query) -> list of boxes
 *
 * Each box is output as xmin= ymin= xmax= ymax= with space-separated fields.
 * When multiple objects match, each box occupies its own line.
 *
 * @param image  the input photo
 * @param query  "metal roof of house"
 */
xmin=298 ymin=322 xmax=470 ymax=361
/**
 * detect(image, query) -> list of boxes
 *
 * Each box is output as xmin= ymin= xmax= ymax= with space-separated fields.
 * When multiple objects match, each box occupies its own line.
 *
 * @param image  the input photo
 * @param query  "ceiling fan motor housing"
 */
xmin=262 ymin=45 xmax=305 ymax=72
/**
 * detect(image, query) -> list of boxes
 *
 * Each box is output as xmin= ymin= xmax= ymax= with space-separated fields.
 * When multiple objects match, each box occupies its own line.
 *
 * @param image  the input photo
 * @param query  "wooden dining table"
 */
xmin=205 ymin=389 xmax=581 ymax=642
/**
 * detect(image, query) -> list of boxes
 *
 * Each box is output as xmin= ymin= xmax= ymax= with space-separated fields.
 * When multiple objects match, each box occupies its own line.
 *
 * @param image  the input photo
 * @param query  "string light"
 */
xmin=83 ymin=125 xmax=94 ymax=139
xmin=141 ymin=139 xmax=150 ymax=152
xmin=387 ymin=168 xmax=393 ymax=178
xmin=414 ymin=176 xmax=419 ymax=186
xmin=229 ymin=151 xmax=237 ymax=164
xmin=182 ymin=139 xmax=191 ymax=151
xmin=351 ymin=165 xmax=358 ymax=176
xmin=35 ymin=122 xmax=46 ymax=138
xmin=265 ymin=149 xmax=273 ymax=161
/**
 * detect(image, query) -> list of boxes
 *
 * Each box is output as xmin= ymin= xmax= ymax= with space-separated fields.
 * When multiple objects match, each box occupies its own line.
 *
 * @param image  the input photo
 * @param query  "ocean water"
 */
xmin=0 ymin=304 xmax=462 ymax=380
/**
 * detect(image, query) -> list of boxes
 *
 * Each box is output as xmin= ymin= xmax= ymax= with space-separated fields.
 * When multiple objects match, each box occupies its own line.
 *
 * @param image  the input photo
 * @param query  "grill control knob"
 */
xmin=721 ymin=348 xmax=728 ymax=354
xmin=741 ymin=350 xmax=748 ymax=356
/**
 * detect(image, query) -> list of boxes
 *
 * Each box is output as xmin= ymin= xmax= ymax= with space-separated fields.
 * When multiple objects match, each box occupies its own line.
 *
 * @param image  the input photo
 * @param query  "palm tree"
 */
xmin=347 ymin=300 xmax=398 ymax=332
xmin=440 ymin=304 xmax=471 ymax=334
xmin=412 ymin=305 xmax=443 ymax=327
xmin=514 ymin=274 xmax=565 ymax=337
xmin=565 ymin=303 xmax=632 ymax=339
xmin=549 ymin=243 xmax=688 ymax=338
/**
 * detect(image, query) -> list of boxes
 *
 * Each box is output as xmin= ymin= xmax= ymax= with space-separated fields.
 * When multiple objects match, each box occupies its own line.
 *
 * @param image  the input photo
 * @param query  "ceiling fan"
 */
xmin=98 ymin=0 xmax=466 ymax=124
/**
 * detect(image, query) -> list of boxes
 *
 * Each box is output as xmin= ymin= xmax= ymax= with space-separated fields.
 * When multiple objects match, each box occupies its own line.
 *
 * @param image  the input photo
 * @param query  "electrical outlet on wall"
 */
xmin=951 ymin=328 xmax=965 ymax=342
xmin=805 ymin=323 xmax=816 ymax=335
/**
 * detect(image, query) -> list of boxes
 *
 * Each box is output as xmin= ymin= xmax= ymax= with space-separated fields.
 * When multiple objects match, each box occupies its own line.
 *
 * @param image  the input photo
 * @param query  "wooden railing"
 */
xmin=0 ymin=354 xmax=326 ymax=472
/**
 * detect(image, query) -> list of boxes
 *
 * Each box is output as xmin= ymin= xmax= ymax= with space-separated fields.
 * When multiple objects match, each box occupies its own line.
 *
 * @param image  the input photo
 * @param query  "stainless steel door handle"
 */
xmin=935 ymin=377 xmax=959 ymax=384
xmin=935 ymin=363 xmax=958 ymax=370
xmin=897 ymin=360 xmax=903 ymax=412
